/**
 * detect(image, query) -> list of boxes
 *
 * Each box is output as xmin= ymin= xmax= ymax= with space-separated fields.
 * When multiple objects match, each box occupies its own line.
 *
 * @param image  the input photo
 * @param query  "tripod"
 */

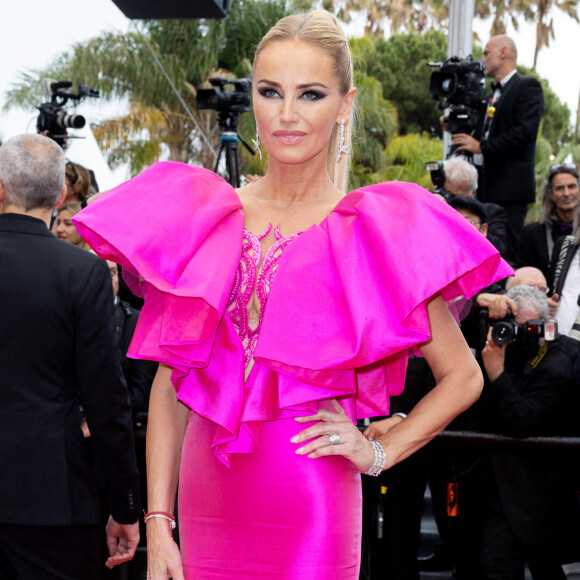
xmin=213 ymin=110 xmax=255 ymax=188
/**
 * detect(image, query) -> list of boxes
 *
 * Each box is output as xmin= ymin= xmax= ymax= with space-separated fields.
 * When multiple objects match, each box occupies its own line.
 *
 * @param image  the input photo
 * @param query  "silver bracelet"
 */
xmin=364 ymin=439 xmax=386 ymax=476
xmin=391 ymin=412 xmax=407 ymax=420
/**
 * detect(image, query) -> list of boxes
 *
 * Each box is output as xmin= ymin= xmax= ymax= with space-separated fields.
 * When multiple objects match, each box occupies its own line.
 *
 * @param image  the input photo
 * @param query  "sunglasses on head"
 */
xmin=548 ymin=162 xmax=578 ymax=180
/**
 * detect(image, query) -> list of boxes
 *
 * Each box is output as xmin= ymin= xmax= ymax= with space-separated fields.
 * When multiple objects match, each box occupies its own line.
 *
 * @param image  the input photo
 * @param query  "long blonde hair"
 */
xmin=253 ymin=10 xmax=355 ymax=192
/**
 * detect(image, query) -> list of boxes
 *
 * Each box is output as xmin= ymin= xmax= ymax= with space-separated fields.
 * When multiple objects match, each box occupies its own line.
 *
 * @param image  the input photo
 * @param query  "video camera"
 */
xmin=428 ymin=55 xmax=486 ymax=136
xmin=197 ymin=77 xmax=252 ymax=133
xmin=479 ymin=309 xmax=558 ymax=347
xmin=37 ymin=79 xmax=99 ymax=149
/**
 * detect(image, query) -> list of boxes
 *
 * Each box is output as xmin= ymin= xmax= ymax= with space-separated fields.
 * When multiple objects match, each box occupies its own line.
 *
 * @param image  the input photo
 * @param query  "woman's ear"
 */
xmin=336 ymin=87 xmax=357 ymax=123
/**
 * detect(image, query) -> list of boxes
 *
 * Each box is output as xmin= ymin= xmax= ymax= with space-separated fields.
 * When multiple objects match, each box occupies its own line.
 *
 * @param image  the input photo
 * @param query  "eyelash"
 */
xmin=257 ymin=87 xmax=327 ymax=101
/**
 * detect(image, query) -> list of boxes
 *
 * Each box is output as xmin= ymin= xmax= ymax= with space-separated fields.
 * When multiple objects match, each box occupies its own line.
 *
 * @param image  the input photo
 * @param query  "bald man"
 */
xmin=450 ymin=35 xmax=544 ymax=264
xmin=477 ymin=266 xmax=558 ymax=319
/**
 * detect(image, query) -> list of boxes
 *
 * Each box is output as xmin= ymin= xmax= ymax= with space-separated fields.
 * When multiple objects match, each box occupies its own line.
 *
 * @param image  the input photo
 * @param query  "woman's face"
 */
xmin=252 ymin=40 xmax=355 ymax=167
xmin=56 ymin=209 xmax=84 ymax=247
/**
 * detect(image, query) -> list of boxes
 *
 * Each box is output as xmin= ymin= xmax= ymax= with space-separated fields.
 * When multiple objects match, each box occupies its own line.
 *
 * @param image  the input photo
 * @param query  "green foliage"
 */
xmin=368 ymin=30 xmax=448 ymax=135
xmin=106 ymin=139 xmax=163 ymax=177
xmin=516 ymin=65 xmax=571 ymax=154
xmin=349 ymin=37 xmax=399 ymax=189
xmin=378 ymin=133 xmax=443 ymax=190
xmin=219 ymin=0 xmax=310 ymax=72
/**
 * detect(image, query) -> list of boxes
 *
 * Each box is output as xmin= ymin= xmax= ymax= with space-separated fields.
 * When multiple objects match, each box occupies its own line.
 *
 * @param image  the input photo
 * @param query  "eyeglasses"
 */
xmin=460 ymin=215 xmax=483 ymax=227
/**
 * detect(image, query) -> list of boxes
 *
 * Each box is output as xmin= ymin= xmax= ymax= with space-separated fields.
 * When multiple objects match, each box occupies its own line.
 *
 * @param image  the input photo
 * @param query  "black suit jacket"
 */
xmin=517 ymin=221 xmax=552 ymax=280
xmin=0 ymin=214 xmax=140 ymax=526
xmin=484 ymin=201 xmax=508 ymax=256
xmin=477 ymin=73 xmax=544 ymax=205
xmin=115 ymin=299 xmax=157 ymax=416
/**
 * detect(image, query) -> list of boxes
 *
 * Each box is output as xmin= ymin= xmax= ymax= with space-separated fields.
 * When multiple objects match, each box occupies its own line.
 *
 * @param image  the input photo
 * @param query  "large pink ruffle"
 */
xmin=74 ymin=162 xmax=512 ymax=466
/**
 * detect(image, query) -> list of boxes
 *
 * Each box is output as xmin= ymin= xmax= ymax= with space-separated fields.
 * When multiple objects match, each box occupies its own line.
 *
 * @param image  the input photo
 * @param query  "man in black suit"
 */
xmin=0 ymin=134 xmax=140 ymax=579
xmin=451 ymin=35 xmax=544 ymax=264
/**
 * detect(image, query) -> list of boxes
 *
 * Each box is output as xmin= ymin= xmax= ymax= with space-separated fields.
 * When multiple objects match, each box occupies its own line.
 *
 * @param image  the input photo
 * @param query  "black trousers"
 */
xmin=0 ymin=523 xmax=103 ymax=580
xmin=454 ymin=478 xmax=566 ymax=580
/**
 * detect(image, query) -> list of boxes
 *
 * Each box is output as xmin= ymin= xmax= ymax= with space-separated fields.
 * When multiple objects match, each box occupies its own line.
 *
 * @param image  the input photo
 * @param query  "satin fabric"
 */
xmin=74 ymin=162 xmax=512 ymax=468
xmin=179 ymin=411 xmax=361 ymax=579
xmin=73 ymin=162 xmax=512 ymax=579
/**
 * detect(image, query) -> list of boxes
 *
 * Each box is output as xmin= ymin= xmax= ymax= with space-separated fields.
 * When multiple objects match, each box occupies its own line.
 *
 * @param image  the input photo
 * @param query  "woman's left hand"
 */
xmin=290 ymin=399 xmax=375 ymax=473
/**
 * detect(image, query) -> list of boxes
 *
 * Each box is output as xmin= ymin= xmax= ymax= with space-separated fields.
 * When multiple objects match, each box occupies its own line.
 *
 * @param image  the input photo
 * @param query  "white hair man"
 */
xmin=443 ymin=156 xmax=508 ymax=256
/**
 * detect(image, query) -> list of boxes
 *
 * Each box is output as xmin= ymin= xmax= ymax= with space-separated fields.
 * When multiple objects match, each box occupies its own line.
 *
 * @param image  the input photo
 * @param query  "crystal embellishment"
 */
xmin=227 ymin=223 xmax=302 ymax=367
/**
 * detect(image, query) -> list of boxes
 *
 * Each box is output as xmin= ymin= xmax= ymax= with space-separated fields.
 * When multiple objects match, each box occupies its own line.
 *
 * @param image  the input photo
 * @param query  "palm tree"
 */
xmin=473 ymin=0 xmax=578 ymax=68
xmin=533 ymin=0 xmax=579 ymax=68
xmin=326 ymin=0 xmax=448 ymax=35
xmin=330 ymin=0 xmax=577 ymax=72
xmin=3 ymin=0 xmax=302 ymax=176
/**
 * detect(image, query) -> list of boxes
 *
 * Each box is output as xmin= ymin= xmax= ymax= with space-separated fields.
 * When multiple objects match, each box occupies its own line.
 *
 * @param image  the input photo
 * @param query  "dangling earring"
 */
xmin=335 ymin=119 xmax=349 ymax=163
xmin=252 ymin=126 xmax=263 ymax=160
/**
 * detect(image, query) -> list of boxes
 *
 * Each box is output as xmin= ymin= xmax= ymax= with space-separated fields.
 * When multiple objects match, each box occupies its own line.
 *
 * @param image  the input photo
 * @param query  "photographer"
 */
xmin=442 ymin=158 xmax=508 ymax=256
xmin=449 ymin=36 xmax=544 ymax=264
xmin=454 ymin=284 xmax=577 ymax=580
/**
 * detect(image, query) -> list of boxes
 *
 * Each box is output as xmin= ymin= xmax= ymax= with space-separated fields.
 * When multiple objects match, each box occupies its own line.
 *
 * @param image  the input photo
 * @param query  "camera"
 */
xmin=37 ymin=79 xmax=99 ymax=148
xmin=479 ymin=309 xmax=558 ymax=347
xmin=196 ymin=77 xmax=252 ymax=115
xmin=428 ymin=55 xmax=485 ymax=112
xmin=428 ymin=55 xmax=486 ymax=137
xmin=425 ymin=161 xmax=454 ymax=201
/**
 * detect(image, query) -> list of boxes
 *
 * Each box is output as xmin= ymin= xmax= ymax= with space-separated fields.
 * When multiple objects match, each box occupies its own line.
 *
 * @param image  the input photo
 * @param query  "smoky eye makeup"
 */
xmin=257 ymin=86 xmax=280 ymax=98
xmin=300 ymin=90 xmax=328 ymax=101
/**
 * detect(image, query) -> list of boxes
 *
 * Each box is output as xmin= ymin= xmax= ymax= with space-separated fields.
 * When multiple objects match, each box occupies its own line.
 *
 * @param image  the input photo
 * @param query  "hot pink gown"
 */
xmin=74 ymin=162 xmax=511 ymax=579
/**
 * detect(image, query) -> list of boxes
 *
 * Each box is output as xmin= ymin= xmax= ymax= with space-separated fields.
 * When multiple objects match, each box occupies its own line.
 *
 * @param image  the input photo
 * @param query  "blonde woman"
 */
xmin=75 ymin=10 xmax=511 ymax=579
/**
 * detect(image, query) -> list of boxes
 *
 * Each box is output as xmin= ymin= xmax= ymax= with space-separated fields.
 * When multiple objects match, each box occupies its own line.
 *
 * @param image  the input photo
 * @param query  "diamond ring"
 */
xmin=328 ymin=432 xmax=341 ymax=446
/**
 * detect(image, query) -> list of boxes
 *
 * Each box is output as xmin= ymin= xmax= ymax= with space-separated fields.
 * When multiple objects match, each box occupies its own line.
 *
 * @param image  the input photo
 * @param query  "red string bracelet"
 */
xmin=143 ymin=510 xmax=176 ymax=529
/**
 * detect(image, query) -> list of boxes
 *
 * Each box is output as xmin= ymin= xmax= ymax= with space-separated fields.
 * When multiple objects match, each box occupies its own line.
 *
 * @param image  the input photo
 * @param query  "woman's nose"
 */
xmin=279 ymin=98 xmax=298 ymax=123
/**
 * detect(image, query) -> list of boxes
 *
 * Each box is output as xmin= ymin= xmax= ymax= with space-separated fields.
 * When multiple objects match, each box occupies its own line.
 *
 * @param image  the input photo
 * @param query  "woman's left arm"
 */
xmin=292 ymin=295 xmax=483 ymax=473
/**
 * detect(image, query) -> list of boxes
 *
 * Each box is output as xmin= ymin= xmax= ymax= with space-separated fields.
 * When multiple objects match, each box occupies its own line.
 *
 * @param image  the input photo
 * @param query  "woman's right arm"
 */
xmin=146 ymin=363 xmax=190 ymax=580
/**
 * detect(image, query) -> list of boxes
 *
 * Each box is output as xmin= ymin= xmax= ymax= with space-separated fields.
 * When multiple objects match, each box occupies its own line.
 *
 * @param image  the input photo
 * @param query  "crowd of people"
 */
xmin=360 ymin=33 xmax=580 ymax=580
xmin=0 ymin=10 xmax=579 ymax=580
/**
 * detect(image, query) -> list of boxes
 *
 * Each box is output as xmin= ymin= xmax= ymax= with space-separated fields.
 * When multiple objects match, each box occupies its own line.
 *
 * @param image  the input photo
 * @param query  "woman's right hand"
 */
xmin=147 ymin=519 xmax=185 ymax=580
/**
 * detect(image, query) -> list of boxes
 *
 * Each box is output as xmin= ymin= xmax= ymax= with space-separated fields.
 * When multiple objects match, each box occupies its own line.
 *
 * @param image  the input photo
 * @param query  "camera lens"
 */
xmin=56 ymin=111 xmax=85 ymax=129
xmin=491 ymin=321 xmax=515 ymax=345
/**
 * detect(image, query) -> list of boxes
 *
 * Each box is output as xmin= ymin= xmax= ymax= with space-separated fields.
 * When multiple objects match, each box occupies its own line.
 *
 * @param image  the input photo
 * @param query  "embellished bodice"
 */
xmin=227 ymin=224 xmax=303 ymax=368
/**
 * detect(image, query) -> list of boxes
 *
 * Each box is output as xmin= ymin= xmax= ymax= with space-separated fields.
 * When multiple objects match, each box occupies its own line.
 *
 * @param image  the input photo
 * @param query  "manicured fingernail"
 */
xmin=296 ymin=447 xmax=306 ymax=455
xmin=290 ymin=436 xmax=299 ymax=443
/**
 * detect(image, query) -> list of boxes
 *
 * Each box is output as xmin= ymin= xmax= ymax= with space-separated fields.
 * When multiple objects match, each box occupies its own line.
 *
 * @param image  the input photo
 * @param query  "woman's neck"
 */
xmin=252 ymin=155 xmax=340 ymax=204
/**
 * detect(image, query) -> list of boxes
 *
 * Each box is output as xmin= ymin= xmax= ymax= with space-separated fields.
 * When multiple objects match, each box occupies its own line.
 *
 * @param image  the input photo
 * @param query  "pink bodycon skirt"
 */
xmin=178 ymin=411 xmax=362 ymax=579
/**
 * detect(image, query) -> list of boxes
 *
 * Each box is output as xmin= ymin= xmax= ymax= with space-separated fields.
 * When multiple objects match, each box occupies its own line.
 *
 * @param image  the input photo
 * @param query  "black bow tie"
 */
xmin=491 ymin=81 xmax=503 ymax=92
